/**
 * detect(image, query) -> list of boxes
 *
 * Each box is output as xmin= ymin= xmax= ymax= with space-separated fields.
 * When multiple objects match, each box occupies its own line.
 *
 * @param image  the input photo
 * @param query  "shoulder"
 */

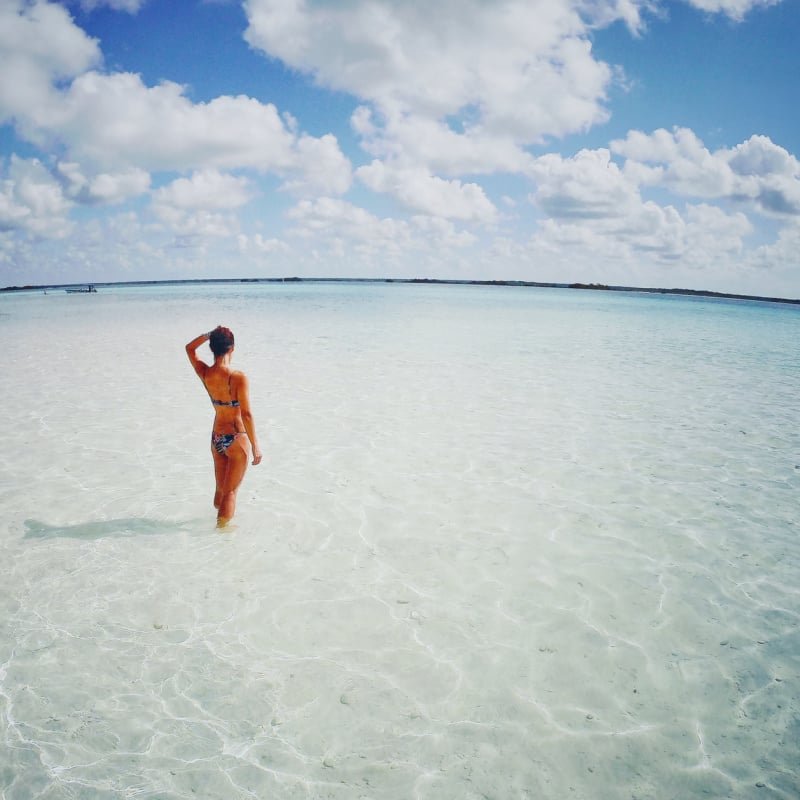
xmin=231 ymin=370 xmax=249 ymax=389
xmin=188 ymin=356 xmax=208 ymax=380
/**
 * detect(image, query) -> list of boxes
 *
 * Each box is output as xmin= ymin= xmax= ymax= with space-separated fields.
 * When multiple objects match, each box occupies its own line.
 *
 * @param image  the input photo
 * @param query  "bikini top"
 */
xmin=212 ymin=397 xmax=240 ymax=408
xmin=205 ymin=374 xmax=240 ymax=408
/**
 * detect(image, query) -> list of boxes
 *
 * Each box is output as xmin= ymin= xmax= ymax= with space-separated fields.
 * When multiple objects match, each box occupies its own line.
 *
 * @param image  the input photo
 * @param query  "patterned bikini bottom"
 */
xmin=212 ymin=432 xmax=244 ymax=455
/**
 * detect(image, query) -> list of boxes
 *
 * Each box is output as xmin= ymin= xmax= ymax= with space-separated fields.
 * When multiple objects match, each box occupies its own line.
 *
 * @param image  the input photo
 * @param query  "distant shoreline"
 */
xmin=2 ymin=277 xmax=798 ymax=306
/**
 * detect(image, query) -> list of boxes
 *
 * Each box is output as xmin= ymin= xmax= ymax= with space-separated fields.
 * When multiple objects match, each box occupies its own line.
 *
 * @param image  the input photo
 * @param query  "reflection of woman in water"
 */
xmin=185 ymin=326 xmax=262 ymax=526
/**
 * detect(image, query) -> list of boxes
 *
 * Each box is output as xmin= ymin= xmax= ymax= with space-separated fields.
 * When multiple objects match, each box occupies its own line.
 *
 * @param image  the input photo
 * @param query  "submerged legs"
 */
xmin=210 ymin=438 xmax=250 ymax=527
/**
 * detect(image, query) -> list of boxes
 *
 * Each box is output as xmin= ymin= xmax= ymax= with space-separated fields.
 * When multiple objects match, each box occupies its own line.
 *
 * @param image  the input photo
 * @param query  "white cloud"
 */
xmin=683 ymin=202 xmax=753 ymax=255
xmin=612 ymin=127 xmax=734 ymax=197
xmin=48 ymin=71 xmax=349 ymax=194
xmin=586 ymin=0 xmax=655 ymax=30
xmin=681 ymin=0 xmax=782 ymax=22
xmin=0 ymin=0 xmax=795 ymax=294
xmin=152 ymin=207 xmax=240 ymax=239
xmin=237 ymin=233 xmax=290 ymax=255
xmin=529 ymin=148 xmax=641 ymax=219
xmin=727 ymin=137 xmax=800 ymax=216
xmin=747 ymin=219 xmax=800 ymax=268
xmin=152 ymin=170 xmax=253 ymax=211
xmin=78 ymin=0 xmax=147 ymax=12
xmin=288 ymin=197 xmax=410 ymax=251
xmin=357 ymin=160 xmax=497 ymax=222
xmin=508 ymin=197 xmax=754 ymax=290
xmin=410 ymin=214 xmax=478 ymax=248
xmin=1 ymin=2 xmax=352 ymax=198
xmin=86 ymin=169 xmax=151 ymax=204
xmin=150 ymin=170 xmax=255 ymax=239
xmin=352 ymin=108 xmax=535 ymax=176
xmin=0 ymin=156 xmax=72 ymax=238
xmin=611 ymin=128 xmax=800 ymax=216
xmin=0 ymin=0 xmax=100 ymax=132
xmin=727 ymin=135 xmax=796 ymax=177
xmin=286 ymin=197 xmax=476 ymax=265
xmin=50 ymin=72 xmax=293 ymax=172
xmin=57 ymin=162 xmax=151 ymax=204
xmin=244 ymin=0 xmax=618 ymax=130
xmin=526 ymin=147 xmax=753 ymax=263
xmin=244 ymin=0 xmax=625 ymax=172
xmin=280 ymin=133 xmax=352 ymax=196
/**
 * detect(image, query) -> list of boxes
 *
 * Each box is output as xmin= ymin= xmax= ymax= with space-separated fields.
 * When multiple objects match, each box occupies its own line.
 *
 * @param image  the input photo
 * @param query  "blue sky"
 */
xmin=1 ymin=0 xmax=798 ymax=296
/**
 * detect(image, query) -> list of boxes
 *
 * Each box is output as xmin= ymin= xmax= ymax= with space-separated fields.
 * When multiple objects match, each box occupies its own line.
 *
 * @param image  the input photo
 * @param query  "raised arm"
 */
xmin=234 ymin=372 xmax=262 ymax=465
xmin=185 ymin=331 xmax=211 ymax=379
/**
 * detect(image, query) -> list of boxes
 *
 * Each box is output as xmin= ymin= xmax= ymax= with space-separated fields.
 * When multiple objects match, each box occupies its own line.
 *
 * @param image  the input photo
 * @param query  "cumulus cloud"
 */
xmin=409 ymin=214 xmax=477 ymax=248
xmin=1 ymin=2 xmax=352 ymax=201
xmin=244 ymin=0 xmax=624 ymax=175
xmin=280 ymin=133 xmax=352 ymax=196
xmin=237 ymin=233 xmax=290 ymax=256
xmin=352 ymin=107 xmax=535 ymax=177
xmin=0 ymin=156 xmax=72 ymax=238
xmin=0 ymin=0 xmax=100 ymax=132
xmin=357 ymin=160 xmax=497 ymax=222
xmin=244 ymin=0 xmax=618 ymax=130
xmin=243 ymin=0 xmax=689 ymax=227
xmin=586 ymin=0 xmax=655 ymax=30
xmin=683 ymin=202 xmax=753 ymax=254
xmin=150 ymin=170 xmax=255 ymax=238
xmin=526 ymin=147 xmax=752 ymax=262
xmin=288 ymin=197 xmax=411 ymax=252
xmin=78 ymin=0 xmax=147 ymax=11
xmin=49 ymin=72 xmax=288 ymax=171
xmin=747 ymin=219 xmax=800 ymax=269
xmin=612 ymin=127 xmax=734 ymax=196
xmin=528 ymin=148 xmax=640 ymax=219
xmin=727 ymin=134 xmax=797 ymax=176
xmin=611 ymin=128 xmax=800 ymax=216
xmin=727 ymin=136 xmax=800 ymax=215
xmin=50 ymin=70 xmax=349 ymax=195
xmin=152 ymin=170 xmax=254 ymax=211
xmin=243 ymin=0 xmax=787 ymax=185
xmin=681 ymin=0 xmax=782 ymax=22
xmin=287 ymin=197 xmax=476 ymax=264
xmin=1 ymin=0 xmax=794 ymax=292
xmin=152 ymin=207 xmax=240 ymax=240
xmin=57 ymin=162 xmax=151 ymax=204
xmin=522 ymin=198 xmax=753 ymax=286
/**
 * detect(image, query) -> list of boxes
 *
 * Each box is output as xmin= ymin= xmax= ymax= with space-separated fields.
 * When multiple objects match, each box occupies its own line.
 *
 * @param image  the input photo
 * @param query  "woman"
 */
xmin=185 ymin=326 xmax=262 ymax=526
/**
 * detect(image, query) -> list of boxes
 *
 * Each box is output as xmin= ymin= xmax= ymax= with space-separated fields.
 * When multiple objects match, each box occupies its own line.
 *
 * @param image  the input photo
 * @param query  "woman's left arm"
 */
xmin=235 ymin=373 xmax=262 ymax=465
xmin=185 ymin=331 xmax=211 ymax=379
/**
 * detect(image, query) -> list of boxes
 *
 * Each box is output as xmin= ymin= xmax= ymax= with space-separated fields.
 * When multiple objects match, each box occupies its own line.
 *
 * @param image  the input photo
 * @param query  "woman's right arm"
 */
xmin=185 ymin=331 xmax=211 ymax=379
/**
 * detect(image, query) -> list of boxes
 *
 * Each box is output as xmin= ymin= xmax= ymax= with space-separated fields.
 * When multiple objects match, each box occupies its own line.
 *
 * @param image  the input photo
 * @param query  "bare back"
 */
xmin=203 ymin=365 xmax=246 ymax=434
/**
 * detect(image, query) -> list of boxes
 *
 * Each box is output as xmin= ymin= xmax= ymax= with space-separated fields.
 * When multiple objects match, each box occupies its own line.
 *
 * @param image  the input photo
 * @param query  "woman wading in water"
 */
xmin=186 ymin=326 xmax=262 ymax=526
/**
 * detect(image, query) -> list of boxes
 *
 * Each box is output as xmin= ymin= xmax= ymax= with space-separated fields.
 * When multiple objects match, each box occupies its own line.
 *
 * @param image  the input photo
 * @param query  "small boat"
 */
xmin=65 ymin=285 xmax=97 ymax=293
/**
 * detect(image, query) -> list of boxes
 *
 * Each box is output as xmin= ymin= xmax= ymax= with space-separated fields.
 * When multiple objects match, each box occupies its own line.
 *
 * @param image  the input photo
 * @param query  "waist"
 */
xmin=212 ymin=406 xmax=243 ymax=423
xmin=211 ymin=423 xmax=246 ymax=436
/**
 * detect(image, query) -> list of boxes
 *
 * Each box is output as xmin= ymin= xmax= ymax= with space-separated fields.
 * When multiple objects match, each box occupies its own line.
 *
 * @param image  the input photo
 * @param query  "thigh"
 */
xmin=211 ymin=445 xmax=227 ymax=485
xmin=221 ymin=436 xmax=251 ymax=493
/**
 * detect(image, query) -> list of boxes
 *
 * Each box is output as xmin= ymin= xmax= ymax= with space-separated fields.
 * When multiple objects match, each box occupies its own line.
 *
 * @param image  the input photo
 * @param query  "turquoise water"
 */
xmin=1 ymin=283 xmax=798 ymax=798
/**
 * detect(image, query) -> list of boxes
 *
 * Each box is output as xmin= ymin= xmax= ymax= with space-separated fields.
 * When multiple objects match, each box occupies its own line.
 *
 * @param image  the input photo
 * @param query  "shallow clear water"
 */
xmin=1 ymin=283 xmax=798 ymax=799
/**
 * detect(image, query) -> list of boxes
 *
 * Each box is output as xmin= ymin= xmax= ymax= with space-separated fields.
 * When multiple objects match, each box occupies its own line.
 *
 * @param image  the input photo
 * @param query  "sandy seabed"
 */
xmin=1 ymin=283 xmax=798 ymax=799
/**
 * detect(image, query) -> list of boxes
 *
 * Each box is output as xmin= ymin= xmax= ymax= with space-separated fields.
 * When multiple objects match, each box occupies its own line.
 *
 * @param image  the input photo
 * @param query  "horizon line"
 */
xmin=2 ymin=277 xmax=798 ymax=306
